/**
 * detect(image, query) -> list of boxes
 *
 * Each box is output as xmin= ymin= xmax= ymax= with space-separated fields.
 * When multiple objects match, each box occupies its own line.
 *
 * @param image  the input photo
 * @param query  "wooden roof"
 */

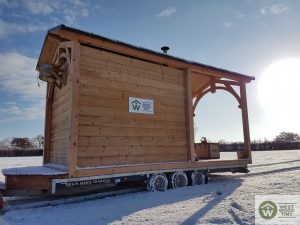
xmin=37 ymin=24 xmax=255 ymax=83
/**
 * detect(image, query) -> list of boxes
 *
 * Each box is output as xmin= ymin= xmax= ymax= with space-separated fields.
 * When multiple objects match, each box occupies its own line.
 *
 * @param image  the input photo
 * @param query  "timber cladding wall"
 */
xmin=49 ymin=76 xmax=71 ymax=166
xmin=77 ymin=45 xmax=189 ymax=167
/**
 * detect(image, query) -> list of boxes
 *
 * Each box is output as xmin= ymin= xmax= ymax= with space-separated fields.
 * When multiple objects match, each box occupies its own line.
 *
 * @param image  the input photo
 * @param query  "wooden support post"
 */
xmin=43 ymin=83 xmax=54 ymax=164
xmin=68 ymin=41 xmax=80 ymax=177
xmin=186 ymin=68 xmax=195 ymax=161
xmin=239 ymin=82 xmax=252 ymax=163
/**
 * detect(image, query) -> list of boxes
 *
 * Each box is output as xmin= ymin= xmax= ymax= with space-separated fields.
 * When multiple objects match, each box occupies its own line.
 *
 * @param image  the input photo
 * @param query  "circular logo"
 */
xmin=259 ymin=200 xmax=277 ymax=220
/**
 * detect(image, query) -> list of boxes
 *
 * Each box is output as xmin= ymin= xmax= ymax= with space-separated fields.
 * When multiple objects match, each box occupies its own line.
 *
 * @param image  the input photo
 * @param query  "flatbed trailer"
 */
xmin=0 ymin=25 xmax=254 ymax=210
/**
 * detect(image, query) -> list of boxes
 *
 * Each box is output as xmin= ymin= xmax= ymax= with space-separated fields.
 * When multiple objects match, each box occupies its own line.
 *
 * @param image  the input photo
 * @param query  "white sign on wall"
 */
xmin=129 ymin=97 xmax=154 ymax=114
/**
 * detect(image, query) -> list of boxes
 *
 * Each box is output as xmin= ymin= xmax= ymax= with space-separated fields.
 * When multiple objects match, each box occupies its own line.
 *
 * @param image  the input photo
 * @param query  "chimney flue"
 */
xmin=161 ymin=46 xmax=170 ymax=54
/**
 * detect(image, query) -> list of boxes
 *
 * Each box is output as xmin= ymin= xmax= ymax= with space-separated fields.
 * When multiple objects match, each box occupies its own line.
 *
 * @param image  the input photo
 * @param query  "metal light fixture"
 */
xmin=38 ymin=61 xmax=69 ymax=89
xmin=38 ymin=64 xmax=58 ymax=83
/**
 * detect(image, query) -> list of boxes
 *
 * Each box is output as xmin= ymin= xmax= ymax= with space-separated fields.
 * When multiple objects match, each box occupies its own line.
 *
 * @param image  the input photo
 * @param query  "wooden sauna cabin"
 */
xmin=1 ymin=25 xmax=254 ymax=204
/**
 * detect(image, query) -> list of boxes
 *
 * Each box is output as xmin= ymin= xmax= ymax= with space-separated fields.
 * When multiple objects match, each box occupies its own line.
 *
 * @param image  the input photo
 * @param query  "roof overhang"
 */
xmin=37 ymin=24 xmax=255 ymax=83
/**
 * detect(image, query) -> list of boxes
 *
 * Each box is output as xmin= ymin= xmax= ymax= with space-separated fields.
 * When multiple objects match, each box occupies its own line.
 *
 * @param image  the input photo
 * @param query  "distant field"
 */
xmin=1 ymin=150 xmax=300 ymax=225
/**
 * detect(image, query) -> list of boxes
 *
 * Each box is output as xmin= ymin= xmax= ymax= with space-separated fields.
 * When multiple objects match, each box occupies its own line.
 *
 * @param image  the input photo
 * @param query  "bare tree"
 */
xmin=31 ymin=135 xmax=44 ymax=149
xmin=274 ymin=132 xmax=300 ymax=143
xmin=0 ymin=137 xmax=13 ymax=149
xmin=11 ymin=137 xmax=34 ymax=149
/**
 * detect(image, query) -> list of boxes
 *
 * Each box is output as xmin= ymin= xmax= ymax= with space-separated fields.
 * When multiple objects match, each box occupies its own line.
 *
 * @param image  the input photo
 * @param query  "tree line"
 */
xmin=0 ymin=132 xmax=299 ymax=151
xmin=0 ymin=135 xmax=44 ymax=150
xmin=219 ymin=132 xmax=300 ymax=151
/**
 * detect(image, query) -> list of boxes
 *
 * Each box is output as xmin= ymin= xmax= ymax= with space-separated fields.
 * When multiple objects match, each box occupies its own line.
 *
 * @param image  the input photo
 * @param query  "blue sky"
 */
xmin=0 ymin=0 xmax=299 ymax=142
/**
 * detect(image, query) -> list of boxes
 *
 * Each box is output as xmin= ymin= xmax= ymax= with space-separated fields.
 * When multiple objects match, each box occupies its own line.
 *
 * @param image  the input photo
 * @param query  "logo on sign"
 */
xmin=129 ymin=97 xmax=154 ymax=114
xmin=131 ymin=100 xmax=141 ymax=111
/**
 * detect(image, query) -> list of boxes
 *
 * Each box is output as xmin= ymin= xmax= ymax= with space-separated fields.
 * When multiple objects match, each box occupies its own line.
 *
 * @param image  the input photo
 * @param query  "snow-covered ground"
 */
xmin=0 ymin=150 xmax=300 ymax=225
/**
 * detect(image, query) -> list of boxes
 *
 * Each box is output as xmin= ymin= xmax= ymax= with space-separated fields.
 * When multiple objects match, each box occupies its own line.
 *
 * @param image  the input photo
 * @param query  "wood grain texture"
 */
xmin=78 ymin=45 xmax=188 ymax=167
xmin=68 ymin=41 xmax=80 ymax=177
xmin=49 ymin=77 xmax=70 ymax=166
xmin=76 ymin=159 xmax=250 ymax=177
xmin=186 ymin=68 xmax=195 ymax=161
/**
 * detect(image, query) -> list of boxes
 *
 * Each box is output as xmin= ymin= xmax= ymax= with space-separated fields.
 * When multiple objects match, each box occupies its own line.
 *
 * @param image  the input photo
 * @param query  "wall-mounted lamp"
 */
xmin=38 ymin=64 xmax=57 ymax=83
xmin=38 ymin=61 xmax=68 ymax=88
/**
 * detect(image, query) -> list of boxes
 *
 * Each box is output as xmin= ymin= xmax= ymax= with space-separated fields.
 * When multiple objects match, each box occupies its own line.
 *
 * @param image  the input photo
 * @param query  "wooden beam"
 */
xmin=186 ymin=68 xmax=195 ymax=161
xmin=5 ymin=174 xmax=67 ymax=190
xmin=193 ymin=84 xmax=242 ymax=113
xmin=68 ymin=41 xmax=80 ymax=177
xmin=76 ymin=159 xmax=250 ymax=177
xmin=43 ymin=83 xmax=54 ymax=164
xmin=216 ymin=80 xmax=241 ymax=86
xmin=239 ymin=82 xmax=252 ymax=163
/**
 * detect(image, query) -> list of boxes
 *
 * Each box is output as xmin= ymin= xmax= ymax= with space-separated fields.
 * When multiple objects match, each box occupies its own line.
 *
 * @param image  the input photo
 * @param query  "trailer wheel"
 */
xmin=169 ymin=171 xmax=188 ymax=189
xmin=0 ymin=192 xmax=3 ymax=211
xmin=190 ymin=170 xmax=205 ymax=185
xmin=147 ymin=174 xmax=168 ymax=192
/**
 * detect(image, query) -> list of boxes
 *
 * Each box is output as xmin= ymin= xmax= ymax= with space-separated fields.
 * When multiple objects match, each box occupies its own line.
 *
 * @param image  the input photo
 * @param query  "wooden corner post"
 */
xmin=68 ymin=41 xmax=80 ymax=177
xmin=239 ymin=82 xmax=252 ymax=163
xmin=186 ymin=68 xmax=195 ymax=161
xmin=43 ymin=83 xmax=54 ymax=164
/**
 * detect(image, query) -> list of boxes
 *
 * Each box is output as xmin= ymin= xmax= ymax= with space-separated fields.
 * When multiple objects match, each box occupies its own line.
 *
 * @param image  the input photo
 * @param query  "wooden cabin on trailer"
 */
xmin=1 ymin=25 xmax=254 ymax=204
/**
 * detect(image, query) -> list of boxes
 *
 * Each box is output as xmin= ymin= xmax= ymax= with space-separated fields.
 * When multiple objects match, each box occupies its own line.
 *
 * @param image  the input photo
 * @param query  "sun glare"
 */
xmin=258 ymin=58 xmax=300 ymax=132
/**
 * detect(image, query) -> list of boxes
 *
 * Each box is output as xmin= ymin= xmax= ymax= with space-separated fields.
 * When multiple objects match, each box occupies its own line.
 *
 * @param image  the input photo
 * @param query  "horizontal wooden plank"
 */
xmin=50 ymin=125 xmax=69 ymax=134
xmin=50 ymin=145 xmax=68 ymax=153
xmin=80 ymin=87 xmax=186 ymax=108
xmin=49 ymin=156 xmax=67 ymax=166
xmin=49 ymin=151 xmax=68 ymax=158
xmin=80 ymin=55 xmax=184 ymax=85
xmin=79 ymin=70 xmax=185 ymax=93
xmin=79 ymin=78 xmax=185 ymax=100
xmin=79 ymin=95 xmax=185 ymax=114
xmin=51 ymin=112 xmax=69 ymax=127
xmin=78 ymin=125 xmax=186 ymax=137
xmin=80 ymin=57 xmax=183 ymax=83
xmin=50 ymin=133 xmax=69 ymax=141
xmin=50 ymin=138 xmax=69 ymax=147
xmin=78 ymin=153 xmax=188 ymax=167
xmin=52 ymin=83 xmax=70 ymax=99
xmin=81 ymin=46 xmax=185 ymax=77
xmin=76 ymin=159 xmax=250 ymax=177
xmin=51 ymin=117 xmax=69 ymax=130
xmin=81 ymin=46 xmax=161 ymax=74
xmin=51 ymin=102 xmax=69 ymax=116
xmin=52 ymin=93 xmax=70 ymax=109
xmin=81 ymin=46 xmax=132 ymax=66
xmin=79 ymin=105 xmax=186 ymax=122
xmin=78 ymin=115 xmax=186 ymax=130
xmin=78 ymin=145 xmax=188 ymax=158
xmin=78 ymin=136 xmax=187 ymax=147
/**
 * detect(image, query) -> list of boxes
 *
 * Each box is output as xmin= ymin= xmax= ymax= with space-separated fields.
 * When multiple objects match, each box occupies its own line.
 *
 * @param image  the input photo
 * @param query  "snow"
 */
xmin=1 ymin=150 xmax=300 ymax=225
xmin=0 ymin=156 xmax=42 ymax=182
xmin=2 ymin=166 xmax=67 ymax=176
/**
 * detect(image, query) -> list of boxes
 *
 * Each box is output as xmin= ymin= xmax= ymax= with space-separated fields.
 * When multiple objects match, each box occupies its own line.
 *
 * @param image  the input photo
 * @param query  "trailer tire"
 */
xmin=147 ymin=174 xmax=168 ymax=192
xmin=169 ymin=171 xmax=188 ymax=189
xmin=190 ymin=170 xmax=205 ymax=185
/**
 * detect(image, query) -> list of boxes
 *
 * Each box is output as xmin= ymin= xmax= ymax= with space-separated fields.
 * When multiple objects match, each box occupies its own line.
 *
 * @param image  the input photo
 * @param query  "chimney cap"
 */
xmin=161 ymin=46 xmax=170 ymax=54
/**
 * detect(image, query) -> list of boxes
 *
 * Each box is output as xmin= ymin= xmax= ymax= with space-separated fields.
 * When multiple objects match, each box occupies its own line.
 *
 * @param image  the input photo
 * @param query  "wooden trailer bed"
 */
xmin=0 ymin=25 xmax=254 ymax=207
